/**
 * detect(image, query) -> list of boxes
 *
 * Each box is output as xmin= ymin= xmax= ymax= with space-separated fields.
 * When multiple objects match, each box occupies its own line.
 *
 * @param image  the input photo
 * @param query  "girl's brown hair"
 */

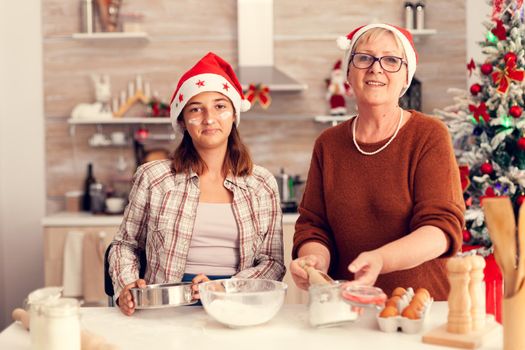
xmin=171 ymin=120 xmax=253 ymax=177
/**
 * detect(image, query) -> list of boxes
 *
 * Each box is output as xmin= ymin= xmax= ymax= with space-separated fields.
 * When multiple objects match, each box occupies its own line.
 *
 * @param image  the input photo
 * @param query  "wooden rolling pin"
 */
xmin=12 ymin=308 xmax=119 ymax=350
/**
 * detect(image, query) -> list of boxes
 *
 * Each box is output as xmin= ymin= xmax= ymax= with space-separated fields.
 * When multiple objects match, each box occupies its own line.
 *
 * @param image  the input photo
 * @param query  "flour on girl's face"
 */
xmin=187 ymin=117 xmax=202 ymax=125
xmin=187 ymin=111 xmax=232 ymax=126
xmin=219 ymin=111 xmax=233 ymax=120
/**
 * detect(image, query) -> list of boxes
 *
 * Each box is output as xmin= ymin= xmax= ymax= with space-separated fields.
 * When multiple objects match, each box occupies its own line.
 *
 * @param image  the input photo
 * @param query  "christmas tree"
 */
xmin=436 ymin=0 xmax=525 ymax=255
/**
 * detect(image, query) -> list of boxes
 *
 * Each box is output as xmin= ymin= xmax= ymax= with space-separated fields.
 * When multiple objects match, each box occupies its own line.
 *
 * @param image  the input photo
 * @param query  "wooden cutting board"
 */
xmin=422 ymin=315 xmax=500 ymax=349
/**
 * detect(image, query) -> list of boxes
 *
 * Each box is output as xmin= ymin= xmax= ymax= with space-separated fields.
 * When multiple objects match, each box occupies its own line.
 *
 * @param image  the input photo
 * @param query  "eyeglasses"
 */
xmin=350 ymin=53 xmax=407 ymax=73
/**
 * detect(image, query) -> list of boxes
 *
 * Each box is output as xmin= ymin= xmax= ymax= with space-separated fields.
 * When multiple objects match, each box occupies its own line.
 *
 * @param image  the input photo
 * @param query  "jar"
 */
xmin=308 ymin=281 xmax=359 ymax=327
xmin=89 ymin=183 xmax=106 ymax=214
xmin=37 ymin=298 xmax=81 ymax=350
xmin=27 ymin=287 xmax=63 ymax=350
xmin=404 ymin=2 xmax=414 ymax=30
xmin=415 ymin=2 xmax=425 ymax=30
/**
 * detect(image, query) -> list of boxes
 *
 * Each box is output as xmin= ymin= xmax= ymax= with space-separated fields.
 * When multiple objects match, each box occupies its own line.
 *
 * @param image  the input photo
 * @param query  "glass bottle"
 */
xmin=82 ymin=163 xmax=96 ymax=211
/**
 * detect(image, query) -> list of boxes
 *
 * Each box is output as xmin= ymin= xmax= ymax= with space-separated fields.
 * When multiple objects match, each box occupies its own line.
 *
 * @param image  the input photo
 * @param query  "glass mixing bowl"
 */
xmin=198 ymin=279 xmax=287 ymax=327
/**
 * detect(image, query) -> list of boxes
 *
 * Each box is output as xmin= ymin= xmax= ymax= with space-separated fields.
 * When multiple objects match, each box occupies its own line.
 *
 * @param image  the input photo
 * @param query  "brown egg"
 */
xmin=416 ymin=288 xmax=431 ymax=299
xmin=391 ymin=287 xmax=406 ymax=297
xmin=380 ymin=306 xmax=399 ymax=318
xmin=386 ymin=295 xmax=401 ymax=308
xmin=415 ymin=291 xmax=430 ymax=304
xmin=409 ymin=294 xmax=426 ymax=310
xmin=401 ymin=306 xmax=420 ymax=320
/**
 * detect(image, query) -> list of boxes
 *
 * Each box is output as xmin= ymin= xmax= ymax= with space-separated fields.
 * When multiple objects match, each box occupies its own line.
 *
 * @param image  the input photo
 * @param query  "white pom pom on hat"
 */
xmin=169 ymin=52 xmax=251 ymax=132
xmin=336 ymin=35 xmax=351 ymax=50
xmin=337 ymin=23 xmax=418 ymax=97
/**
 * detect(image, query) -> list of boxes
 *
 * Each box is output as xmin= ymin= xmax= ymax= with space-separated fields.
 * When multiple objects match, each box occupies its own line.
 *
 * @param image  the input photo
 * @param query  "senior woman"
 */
xmin=109 ymin=52 xmax=285 ymax=315
xmin=290 ymin=24 xmax=464 ymax=300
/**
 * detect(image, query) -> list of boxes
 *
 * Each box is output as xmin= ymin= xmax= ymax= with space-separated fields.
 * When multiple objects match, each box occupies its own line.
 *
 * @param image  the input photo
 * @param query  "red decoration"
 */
xmin=491 ymin=19 xmax=507 ymax=40
xmin=135 ymin=127 xmax=149 ymax=140
xmin=518 ymin=137 xmax=525 ymax=150
xmin=492 ymin=0 xmax=504 ymax=20
xmin=470 ymin=83 xmax=482 ymax=96
xmin=469 ymin=102 xmax=490 ymax=123
xmin=245 ymin=84 xmax=272 ymax=109
xmin=467 ymin=58 xmax=476 ymax=77
xmin=459 ymin=165 xmax=471 ymax=192
xmin=504 ymin=52 xmax=517 ymax=64
xmin=517 ymin=194 xmax=525 ymax=206
xmin=462 ymin=229 xmax=472 ymax=242
xmin=481 ymin=63 xmax=493 ymax=75
xmin=510 ymin=105 xmax=523 ymax=118
xmin=481 ymin=162 xmax=494 ymax=175
xmin=491 ymin=59 xmax=525 ymax=94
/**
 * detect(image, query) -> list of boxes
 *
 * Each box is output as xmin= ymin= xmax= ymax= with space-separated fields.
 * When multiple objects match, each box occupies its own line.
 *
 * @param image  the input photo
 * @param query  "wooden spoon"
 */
xmin=299 ymin=261 xmax=334 ymax=285
xmin=483 ymin=197 xmax=519 ymax=297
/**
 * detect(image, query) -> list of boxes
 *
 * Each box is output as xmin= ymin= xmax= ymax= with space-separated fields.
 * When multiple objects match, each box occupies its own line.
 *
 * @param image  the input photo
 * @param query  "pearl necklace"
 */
xmin=352 ymin=107 xmax=404 ymax=156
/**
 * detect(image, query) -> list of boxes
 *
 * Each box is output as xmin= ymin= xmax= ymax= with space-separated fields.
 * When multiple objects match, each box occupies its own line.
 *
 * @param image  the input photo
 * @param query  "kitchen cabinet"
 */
xmin=42 ymin=213 xmax=305 ymax=304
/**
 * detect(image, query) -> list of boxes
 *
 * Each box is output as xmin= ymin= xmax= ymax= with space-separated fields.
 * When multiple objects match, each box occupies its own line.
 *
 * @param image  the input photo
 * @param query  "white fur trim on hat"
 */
xmin=339 ymin=23 xmax=417 ymax=97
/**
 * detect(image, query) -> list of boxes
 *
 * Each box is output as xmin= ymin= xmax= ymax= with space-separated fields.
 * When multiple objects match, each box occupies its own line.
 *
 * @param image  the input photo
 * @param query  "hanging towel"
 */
xmin=82 ymin=231 xmax=113 ymax=304
xmin=62 ymin=230 xmax=85 ymax=297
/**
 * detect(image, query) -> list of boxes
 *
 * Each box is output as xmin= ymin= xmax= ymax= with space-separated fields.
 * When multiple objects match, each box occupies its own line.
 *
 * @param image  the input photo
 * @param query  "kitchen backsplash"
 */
xmin=42 ymin=0 xmax=466 ymax=213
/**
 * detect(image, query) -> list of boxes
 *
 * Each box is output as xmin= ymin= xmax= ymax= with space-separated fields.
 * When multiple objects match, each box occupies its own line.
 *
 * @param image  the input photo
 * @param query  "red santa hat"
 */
xmin=169 ymin=52 xmax=251 ymax=130
xmin=336 ymin=23 xmax=418 ymax=97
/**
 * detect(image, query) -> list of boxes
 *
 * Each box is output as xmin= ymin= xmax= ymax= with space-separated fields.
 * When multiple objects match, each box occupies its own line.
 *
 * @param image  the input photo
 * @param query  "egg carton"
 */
xmin=376 ymin=287 xmax=433 ymax=334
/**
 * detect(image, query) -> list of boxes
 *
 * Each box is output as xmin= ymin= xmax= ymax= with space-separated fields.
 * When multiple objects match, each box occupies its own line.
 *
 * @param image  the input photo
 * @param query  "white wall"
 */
xmin=466 ymin=0 xmax=491 ymax=86
xmin=0 ymin=2 xmax=45 ymax=330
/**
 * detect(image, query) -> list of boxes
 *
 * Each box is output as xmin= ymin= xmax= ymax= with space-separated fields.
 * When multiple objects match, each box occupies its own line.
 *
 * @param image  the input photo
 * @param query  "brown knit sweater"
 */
xmin=293 ymin=111 xmax=465 ymax=300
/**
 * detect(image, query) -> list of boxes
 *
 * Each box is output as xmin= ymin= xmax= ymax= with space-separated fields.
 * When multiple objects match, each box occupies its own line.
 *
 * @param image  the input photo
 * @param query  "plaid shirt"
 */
xmin=108 ymin=160 xmax=285 ymax=297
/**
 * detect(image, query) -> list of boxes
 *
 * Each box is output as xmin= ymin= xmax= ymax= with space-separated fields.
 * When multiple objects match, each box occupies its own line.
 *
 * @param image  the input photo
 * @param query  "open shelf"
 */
xmin=408 ymin=28 xmax=437 ymax=36
xmin=68 ymin=117 xmax=170 ymax=125
xmin=72 ymin=32 xmax=150 ymax=42
xmin=314 ymin=115 xmax=353 ymax=126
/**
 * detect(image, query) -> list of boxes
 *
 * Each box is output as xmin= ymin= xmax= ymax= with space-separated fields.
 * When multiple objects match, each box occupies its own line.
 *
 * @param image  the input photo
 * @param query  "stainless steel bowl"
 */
xmin=130 ymin=282 xmax=197 ymax=309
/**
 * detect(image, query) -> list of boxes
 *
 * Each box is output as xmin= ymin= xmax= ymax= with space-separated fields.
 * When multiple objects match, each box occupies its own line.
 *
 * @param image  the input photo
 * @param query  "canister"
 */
xmin=308 ymin=281 xmax=359 ymax=327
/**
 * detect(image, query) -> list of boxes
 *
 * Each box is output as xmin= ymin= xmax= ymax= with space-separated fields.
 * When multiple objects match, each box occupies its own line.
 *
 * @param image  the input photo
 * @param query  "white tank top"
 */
xmin=184 ymin=202 xmax=240 ymax=275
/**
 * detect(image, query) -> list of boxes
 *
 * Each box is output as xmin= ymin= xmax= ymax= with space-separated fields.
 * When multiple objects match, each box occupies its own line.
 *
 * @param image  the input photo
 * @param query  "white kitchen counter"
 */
xmin=0 ymin=303 xmax=502 ymax=350
xmin=42 ymin=212 xmax=300 ymax=226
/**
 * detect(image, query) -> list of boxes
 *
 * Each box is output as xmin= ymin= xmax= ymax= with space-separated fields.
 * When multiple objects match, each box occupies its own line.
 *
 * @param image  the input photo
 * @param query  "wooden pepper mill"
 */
xmin=467 ymin=255 xmax=486 ymax=331
xmin=447 ymin=256 xmax=472 ymax=334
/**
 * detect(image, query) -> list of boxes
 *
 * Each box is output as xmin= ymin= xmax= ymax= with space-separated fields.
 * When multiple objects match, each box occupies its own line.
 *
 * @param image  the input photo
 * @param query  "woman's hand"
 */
xmin=290 ymin=254 xmax=328 ymax=290
xmin=347 ymin=251 xmax=384 ymax=286
xmin=191 ymin=274 xmax=210 ymax=300
xmin=117 ymin=279 xmax=146 ymax=316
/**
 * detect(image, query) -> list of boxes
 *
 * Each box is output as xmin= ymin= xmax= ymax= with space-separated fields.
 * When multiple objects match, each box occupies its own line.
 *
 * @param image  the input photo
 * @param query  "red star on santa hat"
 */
xmin=178 ymin=93 xmax=184 ymax=102
xmin=223 ymin=83 xmax=230 ymax=91
xmin=196 ymin=80 xmax=205 ymax=87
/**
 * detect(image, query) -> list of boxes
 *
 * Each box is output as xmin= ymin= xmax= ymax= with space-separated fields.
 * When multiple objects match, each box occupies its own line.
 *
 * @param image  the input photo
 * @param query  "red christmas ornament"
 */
xmin=481 ymin=63 xmax=493 ymax=75
xmin=518 ymin=137 xmax=525 ymax=150
xmin=505 ymin=52 xmax=517 ymax=64
xmin=470 ymin=83 xmax=482 ymax=96
xmin=517 ymin=194 xmax=525 ymax=206
xmin=462 ymin=229 xmax=472 ymax=242
xmin=481 ymin=162 xmax=494 ymax=175
xmin=135 ymin=127 xmax=149 ymax=140
xmin=510 ymin=105 xmax=523 ymax=118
